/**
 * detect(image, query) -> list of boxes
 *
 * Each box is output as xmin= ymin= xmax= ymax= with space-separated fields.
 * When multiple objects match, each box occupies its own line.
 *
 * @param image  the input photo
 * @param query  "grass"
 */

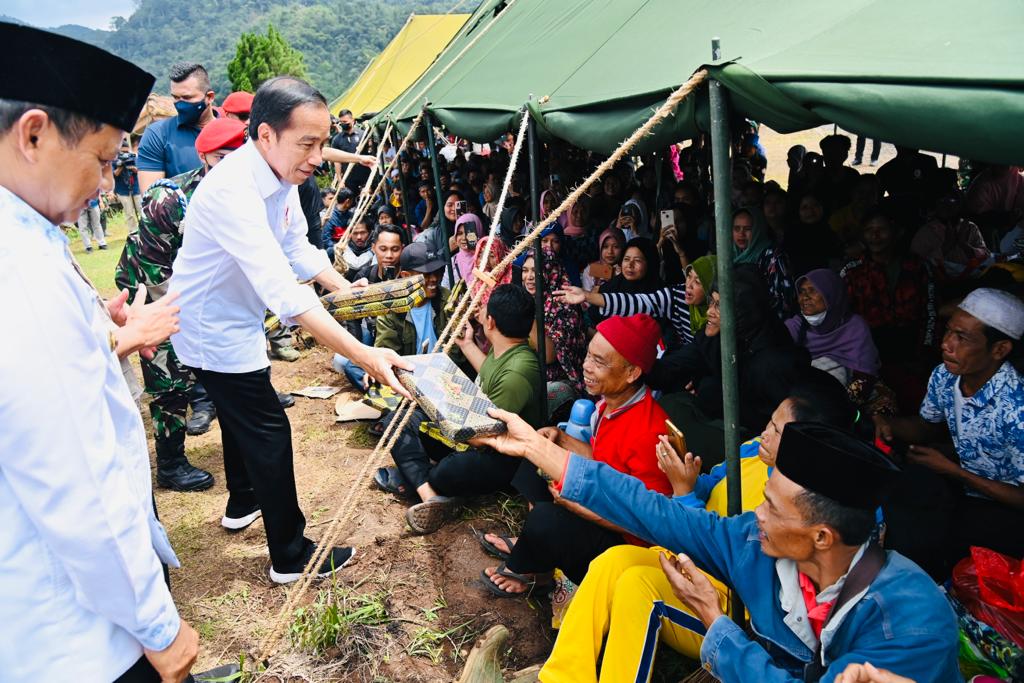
xmin=67 ymin=209 xmax=130 ymax=299
xmin=347 ymin=422 xmax=381 ymax=449
xmin=289 ymin=576 xmax=393 ymax=662
xmin=461 ymin=492 xmax=528 ymax=532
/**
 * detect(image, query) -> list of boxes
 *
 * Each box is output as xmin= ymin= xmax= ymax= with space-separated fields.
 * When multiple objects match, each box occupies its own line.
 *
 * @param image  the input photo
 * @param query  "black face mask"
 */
xmin=343 ymin=123 xmax=354 ymax=132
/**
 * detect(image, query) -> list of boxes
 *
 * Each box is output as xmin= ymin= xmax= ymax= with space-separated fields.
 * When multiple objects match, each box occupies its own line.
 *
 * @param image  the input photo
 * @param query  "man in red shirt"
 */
xmin=479 ymin=314 xmax=672 ymax=596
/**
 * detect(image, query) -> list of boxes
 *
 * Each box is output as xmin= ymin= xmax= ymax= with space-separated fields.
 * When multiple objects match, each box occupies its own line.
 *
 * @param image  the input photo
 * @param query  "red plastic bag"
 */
xmin=951 ymin=546 xmax=1024 ymax=649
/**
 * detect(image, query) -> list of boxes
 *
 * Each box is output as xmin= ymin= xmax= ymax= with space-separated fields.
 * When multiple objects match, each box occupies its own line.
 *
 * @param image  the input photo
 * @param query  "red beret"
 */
xmin=595 ymin=314 xmax=660 ymax=373
xmin=222 ymin=91 xmax=254 ymax=115
xmin=195 ymin=117 xmax=247 ymax=154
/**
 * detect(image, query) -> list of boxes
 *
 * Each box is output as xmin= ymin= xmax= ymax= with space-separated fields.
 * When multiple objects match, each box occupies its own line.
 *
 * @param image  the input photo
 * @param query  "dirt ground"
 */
xmin=154 ymin=344 xmax=552 ymax=682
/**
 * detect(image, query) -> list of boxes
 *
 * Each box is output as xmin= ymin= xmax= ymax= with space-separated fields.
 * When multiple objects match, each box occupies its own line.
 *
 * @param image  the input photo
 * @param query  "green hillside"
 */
xmin=18 ymin=0 xmax=463 ymax=102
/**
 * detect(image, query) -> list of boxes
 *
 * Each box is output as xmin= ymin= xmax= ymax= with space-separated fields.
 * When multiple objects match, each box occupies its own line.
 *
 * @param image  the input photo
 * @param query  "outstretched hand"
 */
xmin=469 ymin=407 xmax=541 ymax=458
xmin=358 ymin=346 xmax=414 ymax=400
xmin=834 ymin=662 xmax=916 ymax=683
xmin=555 ymin=285 xmax=587 ymax=305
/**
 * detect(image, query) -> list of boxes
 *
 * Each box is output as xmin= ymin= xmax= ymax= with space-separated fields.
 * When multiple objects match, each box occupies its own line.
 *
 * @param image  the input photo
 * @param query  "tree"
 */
xmin=226 ymin=23 xmax=308 ymax=93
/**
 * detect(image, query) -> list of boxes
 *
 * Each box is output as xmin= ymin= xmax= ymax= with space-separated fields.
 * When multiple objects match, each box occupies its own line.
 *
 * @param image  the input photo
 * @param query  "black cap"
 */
xmin=0 ymin=22 xmax=155 ymax=132
xmin=400 ymin=241 xmax=446 ymax=273
xmin=775 ymin=422 xmax=901 ymax=510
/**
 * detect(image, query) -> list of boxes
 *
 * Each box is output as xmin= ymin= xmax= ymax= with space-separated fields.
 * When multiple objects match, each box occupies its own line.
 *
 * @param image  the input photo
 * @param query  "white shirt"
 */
xmin=0 ymin=185 xmax=180 ymax=681
xmin=170 ymin=141 xmax=331 ymax=373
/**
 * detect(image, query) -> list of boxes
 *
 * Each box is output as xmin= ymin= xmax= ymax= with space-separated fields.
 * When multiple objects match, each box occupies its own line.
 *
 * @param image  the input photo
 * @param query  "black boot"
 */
xmin=155 ymin=431 xmax=214 ymax=492
xmin=186 ymin=381 xmax=217 ymax=435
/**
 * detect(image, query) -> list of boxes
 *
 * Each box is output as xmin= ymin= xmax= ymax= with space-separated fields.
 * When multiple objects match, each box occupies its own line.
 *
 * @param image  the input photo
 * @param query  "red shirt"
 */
xmin=590 ymin=387 xmax=673 ymax=543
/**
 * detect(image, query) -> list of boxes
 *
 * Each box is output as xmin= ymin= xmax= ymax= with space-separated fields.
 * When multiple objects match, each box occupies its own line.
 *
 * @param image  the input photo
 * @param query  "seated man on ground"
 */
xmin=475 ymin=416 xmax=960 ymax=682
xmin=877 ymin=287 xmax=1024 ymax=579
xmin=377 ymin=284 xmax=543 ymax=533
xmin=540 ymin=369 xmax=857 ymax=682
xmin=478 ymin=314 xmax=674 ymax=596
xmin=334 ymin=223 xmax=406 ymax=388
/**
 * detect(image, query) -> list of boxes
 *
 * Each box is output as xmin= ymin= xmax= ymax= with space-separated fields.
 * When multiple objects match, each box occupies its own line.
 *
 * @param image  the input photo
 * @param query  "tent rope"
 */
xmin=332 ymin=120 xmax=394 ymax=264
xmin=256 ymin=68 xmax=708 ymax=667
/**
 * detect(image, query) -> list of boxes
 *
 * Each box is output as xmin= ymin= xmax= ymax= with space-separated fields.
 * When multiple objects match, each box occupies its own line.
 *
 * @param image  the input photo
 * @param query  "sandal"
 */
xmin=472 ymin=528 xmax=515 ymax=561
xmin=406 ymin=496 xmax=458 ymax=535
xmin=368 ymin=418 xmax=387 ymax=438
xmin=372 ymin=466 xmax=415 ymax=500
xmin=479 ymin=563 xmax=536 ymax=598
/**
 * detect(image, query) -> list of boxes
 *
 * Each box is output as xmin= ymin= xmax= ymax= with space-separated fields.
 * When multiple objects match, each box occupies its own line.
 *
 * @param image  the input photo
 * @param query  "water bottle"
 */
xmin=557 ymin=399 xmax=596 ymax=443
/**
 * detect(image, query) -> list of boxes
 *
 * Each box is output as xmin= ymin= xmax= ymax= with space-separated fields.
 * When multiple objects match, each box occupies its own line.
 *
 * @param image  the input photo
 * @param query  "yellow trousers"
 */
xmin=539 ymin=545 xmax=729 ymax=683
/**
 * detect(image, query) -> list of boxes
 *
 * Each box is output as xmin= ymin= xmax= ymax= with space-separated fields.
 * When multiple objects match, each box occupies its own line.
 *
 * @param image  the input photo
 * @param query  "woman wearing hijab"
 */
xmin=520 ymin=250 xmax=587 ymax=400
xmin=785 ymin=269 xmax=880 ymax=387
xmin=498 ymin=203 xmax=525 ymax=249
xmin=560 ymin=255 xmax=715 ymax=349
xmin=539 ymin=223 xmax=582 ymax=287
xmin=580 ymin=226 xmax=626 ymax=291
xmin=650 ymin=267 xmax=811 ymax=465
xmin=451 ymin=213 xmax=483 ymax=284
xmin=482 ymin=181 xmax=501 ymax=220
xmin=540 ymin=188 xmax=568 ymax=228
xmin=587 ymin=237 xmax=661 ymax=326
xmin=732 ymin=206 xmax=797 ymax=318
xmin=784 ymin=191 xmax=843 ymax=278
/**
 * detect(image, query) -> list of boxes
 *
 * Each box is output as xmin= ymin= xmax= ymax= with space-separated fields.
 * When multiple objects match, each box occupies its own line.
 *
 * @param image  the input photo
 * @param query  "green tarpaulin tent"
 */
xmin=372 ymin=0 xmax=1024 ymax=163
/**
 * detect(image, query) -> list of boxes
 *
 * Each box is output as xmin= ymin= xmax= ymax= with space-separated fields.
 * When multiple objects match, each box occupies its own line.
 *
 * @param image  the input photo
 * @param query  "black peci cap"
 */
xmin=775 ymin=422 xmax=902 ymax=510
xmin=0 ymin=22 xmax=154 ymax=132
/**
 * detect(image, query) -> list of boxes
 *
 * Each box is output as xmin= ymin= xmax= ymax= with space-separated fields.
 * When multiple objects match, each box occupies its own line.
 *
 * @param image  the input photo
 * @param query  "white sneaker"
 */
xmin=269 ymin=546 xmax=356 ymax=585
xmin=221 ymin=507 xmax=262 ymax=531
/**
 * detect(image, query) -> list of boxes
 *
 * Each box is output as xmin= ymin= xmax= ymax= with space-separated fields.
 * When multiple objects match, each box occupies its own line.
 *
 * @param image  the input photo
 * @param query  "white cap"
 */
xmin=958 ymin=288 xmax=1024 ymax=340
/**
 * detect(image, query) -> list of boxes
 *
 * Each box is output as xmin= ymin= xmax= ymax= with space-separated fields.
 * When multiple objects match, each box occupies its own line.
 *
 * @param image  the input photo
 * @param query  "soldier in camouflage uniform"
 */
xmin=114 ymin=117 xmax=249 ymax=491
xmin=115 ymin=164 xmax=215 ymax=491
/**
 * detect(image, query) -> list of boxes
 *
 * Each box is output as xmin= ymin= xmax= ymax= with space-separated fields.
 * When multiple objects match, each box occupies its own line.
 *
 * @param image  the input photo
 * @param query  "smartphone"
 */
xmin=660 ymin=209 xmax=675 ymax=231
xmin=455 ymin=200 xmax=468 ymax=217
xmin=383 ymin=266 xmax=397 ymax=280
xmin=665 ymin=419 xmax=688 ymax=458
xmin=589 ymin=262 xmax=614 ymax=281
xmin=466 ymin=230 xmax=478 ymax=249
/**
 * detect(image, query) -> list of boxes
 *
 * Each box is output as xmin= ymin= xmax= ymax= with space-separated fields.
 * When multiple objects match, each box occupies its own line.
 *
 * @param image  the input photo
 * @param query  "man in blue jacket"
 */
xmin=474 ymin=414 xmax=960 ymax=682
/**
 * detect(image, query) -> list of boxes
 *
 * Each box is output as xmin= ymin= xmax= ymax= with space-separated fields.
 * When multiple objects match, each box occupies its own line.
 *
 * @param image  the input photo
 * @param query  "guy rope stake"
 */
xmin=255 ymin=67 xmax=708 ymax=667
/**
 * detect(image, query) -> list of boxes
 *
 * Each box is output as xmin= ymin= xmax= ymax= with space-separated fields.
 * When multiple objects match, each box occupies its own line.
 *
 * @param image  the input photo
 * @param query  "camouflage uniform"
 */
xmin=114 ymin=167 xmax=204 ymax=467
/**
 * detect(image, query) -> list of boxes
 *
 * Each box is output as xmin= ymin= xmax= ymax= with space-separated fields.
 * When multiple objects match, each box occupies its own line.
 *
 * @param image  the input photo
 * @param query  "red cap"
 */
xmin=195 ymin=117 xmax=247 ymax=154
xmin=222 ymin=91 xmax=254 ymax=115
xmin=596 ymin=314 xmax=660 ymax=373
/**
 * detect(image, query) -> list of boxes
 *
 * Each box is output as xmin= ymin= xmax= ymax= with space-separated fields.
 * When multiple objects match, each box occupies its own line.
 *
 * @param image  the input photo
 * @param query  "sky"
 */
xmin=0 ymin=0 xmax=137 ymax=29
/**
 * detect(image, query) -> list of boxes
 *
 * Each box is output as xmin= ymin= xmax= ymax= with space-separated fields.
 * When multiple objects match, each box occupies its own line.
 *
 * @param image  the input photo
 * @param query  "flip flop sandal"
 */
xmin=479 ymin=563 xmax=536 ymax=599
xmin=372 ymin=466 xmax=415 ymax=499
xmin=471 ymin=527 xmax=514 ymax=561
xmin=406 ymin=496 xmax=458 ymax=535
xmin=368 ymin=419 xmax=387 ymax=438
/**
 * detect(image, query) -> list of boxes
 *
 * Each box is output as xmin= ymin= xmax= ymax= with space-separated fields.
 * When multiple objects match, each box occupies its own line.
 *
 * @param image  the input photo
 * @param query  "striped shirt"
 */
xmin=601 ymin=284 xmax=694 ymax=346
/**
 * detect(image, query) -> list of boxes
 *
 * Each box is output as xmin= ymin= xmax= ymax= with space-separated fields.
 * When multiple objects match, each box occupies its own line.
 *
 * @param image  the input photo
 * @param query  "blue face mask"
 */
xmin=175 ymin=98 xmax=207 ymax=126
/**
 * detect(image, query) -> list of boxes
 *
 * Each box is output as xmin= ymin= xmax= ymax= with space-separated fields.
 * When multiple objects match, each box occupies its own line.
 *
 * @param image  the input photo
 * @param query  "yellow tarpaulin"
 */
xmin=330 ymin=13 xmax=470 ymax=118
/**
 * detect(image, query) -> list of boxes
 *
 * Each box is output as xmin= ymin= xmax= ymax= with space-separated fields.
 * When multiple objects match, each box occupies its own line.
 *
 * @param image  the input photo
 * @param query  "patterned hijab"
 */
xmin=471 ymin=236 xmax=512 ymax=308
xmin=533 ymin=248 xmax=586 ymax=393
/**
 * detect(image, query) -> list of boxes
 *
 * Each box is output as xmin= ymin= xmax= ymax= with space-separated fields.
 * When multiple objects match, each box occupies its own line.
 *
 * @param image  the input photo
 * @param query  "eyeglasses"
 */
xmin=708 ymin=297 xmax=721 ymax=311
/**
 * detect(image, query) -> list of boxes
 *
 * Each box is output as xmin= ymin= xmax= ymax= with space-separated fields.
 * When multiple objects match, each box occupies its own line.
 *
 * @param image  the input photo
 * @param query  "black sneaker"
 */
xmin=186 ymin=409 xmax=216 ymax=436
xmin=221 ymin=497 xmax=262 ymax=532
xmin=269 ymin=546 xmax=356 ymax=585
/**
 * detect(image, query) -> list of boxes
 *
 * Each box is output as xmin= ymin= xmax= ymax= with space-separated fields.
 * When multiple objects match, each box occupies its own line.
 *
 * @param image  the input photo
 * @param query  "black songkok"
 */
xmin=775 ymin=422 xmax=901 ymax=510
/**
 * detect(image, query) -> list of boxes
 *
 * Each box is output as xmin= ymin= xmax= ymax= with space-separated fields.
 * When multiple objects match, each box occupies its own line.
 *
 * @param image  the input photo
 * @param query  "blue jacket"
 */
xmin=560 ymin=455 xmax=961 ymax=683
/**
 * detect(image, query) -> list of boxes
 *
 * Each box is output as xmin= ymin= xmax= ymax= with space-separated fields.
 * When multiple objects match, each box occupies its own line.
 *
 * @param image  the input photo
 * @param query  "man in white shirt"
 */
xmin=170 ymin=76 xmax=411 ymax=584
xmin=0 ymin=22 xmax=198 ymax=682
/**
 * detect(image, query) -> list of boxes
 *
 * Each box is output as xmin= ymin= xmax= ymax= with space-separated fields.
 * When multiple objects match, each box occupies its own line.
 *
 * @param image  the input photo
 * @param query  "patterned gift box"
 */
xmin=396 ymin=353 xmax=507 ymax=442
xmin=266 ymin=275 xmax=425 ymax=332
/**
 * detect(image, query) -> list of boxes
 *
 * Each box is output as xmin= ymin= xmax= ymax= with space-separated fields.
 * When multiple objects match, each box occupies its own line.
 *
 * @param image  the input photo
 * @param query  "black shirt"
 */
xmin=331 ymin=128 xmax=363 ymax=155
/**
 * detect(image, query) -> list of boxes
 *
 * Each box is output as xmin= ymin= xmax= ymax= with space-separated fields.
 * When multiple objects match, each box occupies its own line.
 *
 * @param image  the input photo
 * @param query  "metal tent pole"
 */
xmin=709 ymin=38 xmax=742 ymax=519
xmin=423 ymin=107 xmax=456 ymax=287
xmin=526 ymin=102 xmax=549 ymax=419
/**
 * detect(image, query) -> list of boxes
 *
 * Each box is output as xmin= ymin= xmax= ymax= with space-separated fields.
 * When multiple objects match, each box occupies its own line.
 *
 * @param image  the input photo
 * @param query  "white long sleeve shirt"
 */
xmin=170 ymin=141 xmax=331 ymax=373
xmin=0 ymin=185 xmax=180 ymax=681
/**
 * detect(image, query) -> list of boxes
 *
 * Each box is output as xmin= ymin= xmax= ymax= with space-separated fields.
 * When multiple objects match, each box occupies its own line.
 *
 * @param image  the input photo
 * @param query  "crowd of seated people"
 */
xmin=318 ymin=124 xmax=1023 ymax=680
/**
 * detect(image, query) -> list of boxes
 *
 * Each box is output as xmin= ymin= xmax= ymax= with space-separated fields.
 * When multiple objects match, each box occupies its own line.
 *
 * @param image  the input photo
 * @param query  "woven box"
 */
xmin=265 ymin=275 xmax=425 ymax=332
xmin=396 ymin=353 xmax=507 ymax=442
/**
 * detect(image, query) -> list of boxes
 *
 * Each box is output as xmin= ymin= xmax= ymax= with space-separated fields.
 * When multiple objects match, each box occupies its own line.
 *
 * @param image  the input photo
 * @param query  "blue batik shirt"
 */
xmin=919 ymin=361 xmax=1024 ymax=498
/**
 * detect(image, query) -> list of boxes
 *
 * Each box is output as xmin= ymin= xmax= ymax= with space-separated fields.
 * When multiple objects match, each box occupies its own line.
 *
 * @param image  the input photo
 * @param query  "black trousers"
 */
xmin=506 ymin=501 xmax=623 ymax=585
xmin=389 ymin=407 xmax=522 ymax=497
xmin=193 ymin=366 xmax=311 ymax=570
